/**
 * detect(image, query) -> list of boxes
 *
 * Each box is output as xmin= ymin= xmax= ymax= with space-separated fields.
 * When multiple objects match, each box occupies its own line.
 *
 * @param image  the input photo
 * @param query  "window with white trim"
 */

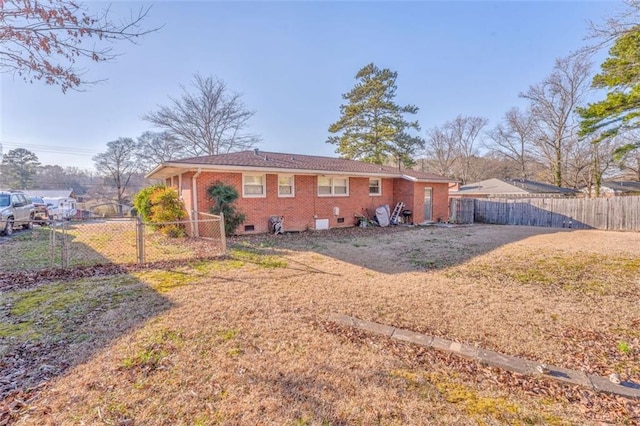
xmin=278 ymin=175 xmax=294 ymax=197
xmin=243 ymin=174 xmax=265 ymax=197
xmin=318 ymin=177 xmax=332 ymax=195
xmin=369 ymin=178 xmax=381 ymax=195
xmin=317 ymin=176 xmax=349 ymax=196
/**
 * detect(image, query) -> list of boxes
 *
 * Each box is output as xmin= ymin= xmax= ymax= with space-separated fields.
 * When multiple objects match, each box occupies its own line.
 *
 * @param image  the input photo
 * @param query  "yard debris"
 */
xmin=0 ymin=386 xmax=43 ymax=425
xmin=0 ymin=264 xmax=127 ymax=292
xmin=0 ymin=256 xmax=228 ymax=293
xmin=229 ymin=223 xmax=411 ymax=246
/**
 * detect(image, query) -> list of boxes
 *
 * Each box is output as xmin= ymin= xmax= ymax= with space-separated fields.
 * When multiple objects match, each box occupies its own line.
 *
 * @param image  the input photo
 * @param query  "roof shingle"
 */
xmin=150 ymin=150 xmax=454 ymax=182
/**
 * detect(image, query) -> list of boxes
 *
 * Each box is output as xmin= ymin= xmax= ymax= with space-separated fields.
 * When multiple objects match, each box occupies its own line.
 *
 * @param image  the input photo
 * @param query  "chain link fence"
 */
xmin=0 ymin=214 xmax=226 ymax=272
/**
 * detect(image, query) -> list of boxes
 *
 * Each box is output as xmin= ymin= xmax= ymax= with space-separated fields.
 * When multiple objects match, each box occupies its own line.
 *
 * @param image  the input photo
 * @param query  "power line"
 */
xmin=0 ymin=140 xmax=102 ymax=157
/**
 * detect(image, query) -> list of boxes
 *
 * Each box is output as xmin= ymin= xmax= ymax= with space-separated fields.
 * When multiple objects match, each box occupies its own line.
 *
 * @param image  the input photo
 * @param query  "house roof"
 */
xmin=452 ymin=178 xmax=578 ymax=196
xmin=147 ymin=150 xmax=456 ymax=183
xmin=24 ymin=189 xmax=76 ymax=199
xmin=600 ymin=181 xmax=640 ymax=193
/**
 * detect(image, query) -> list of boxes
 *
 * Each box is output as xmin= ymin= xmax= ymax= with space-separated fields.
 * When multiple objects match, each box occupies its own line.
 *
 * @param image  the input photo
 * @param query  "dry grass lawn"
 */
xmin=2 ymin=224 xmax=640 ymax=424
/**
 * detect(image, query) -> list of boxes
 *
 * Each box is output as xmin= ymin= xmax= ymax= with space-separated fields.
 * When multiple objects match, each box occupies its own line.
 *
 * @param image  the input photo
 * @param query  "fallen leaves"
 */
xmin=318 ymin=320 xmax=640 ymax=423
xmin=0 ymin=264 xmax=127 ymax=293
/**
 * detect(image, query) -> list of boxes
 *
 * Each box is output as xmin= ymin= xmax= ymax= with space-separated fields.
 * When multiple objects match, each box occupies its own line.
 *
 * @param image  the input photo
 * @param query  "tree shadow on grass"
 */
xmin=0 ymin=259 xmax=173 ymax=419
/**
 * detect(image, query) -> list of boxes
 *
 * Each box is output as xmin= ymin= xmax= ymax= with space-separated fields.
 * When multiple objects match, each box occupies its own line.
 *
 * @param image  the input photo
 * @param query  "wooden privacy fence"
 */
xmin=449 ymin=196 xmax=640 ymax=231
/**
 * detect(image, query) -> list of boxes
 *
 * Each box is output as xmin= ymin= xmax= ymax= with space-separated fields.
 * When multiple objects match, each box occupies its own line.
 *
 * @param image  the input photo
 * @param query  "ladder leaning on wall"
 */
xmin=390 ymin=202 xmax=404 ymax=224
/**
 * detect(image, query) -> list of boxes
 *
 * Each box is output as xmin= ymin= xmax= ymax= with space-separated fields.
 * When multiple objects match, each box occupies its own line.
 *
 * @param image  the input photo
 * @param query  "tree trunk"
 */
xmin=554 ymin=142 xmax=562 ymax=187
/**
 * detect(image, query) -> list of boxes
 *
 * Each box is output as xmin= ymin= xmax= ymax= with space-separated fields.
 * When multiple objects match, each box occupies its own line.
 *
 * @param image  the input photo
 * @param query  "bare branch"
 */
xmin=0 ymin=0 xmax=161 ymax=92
xmin=486 ymin=107 xmax=536 ymax=180
xmin=520 ymin=53 xmax=593 ymax=186
xmin=143 ymin=74 xmax=261 ymax=157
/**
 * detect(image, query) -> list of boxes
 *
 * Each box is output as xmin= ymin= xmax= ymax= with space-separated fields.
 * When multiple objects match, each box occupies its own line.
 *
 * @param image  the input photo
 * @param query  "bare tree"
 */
xmin=93 ymin=137 xmax=138 ymax=214
xmin=446 ymin=115 xmax=489 ymax=184
xmin=620 ymin=151 xmax=640 ymax=180
xmin=486 ymin=108 xmax=537 ymax=180
xmin=563 ymin=136 xmax=593 ymax=190
xmin=420 ymin=127 xmax=459 ymax=176
xmin=585 ymin=0 xmax=640 ymax=49
xmin=144 ymin=74 xmax=261 ymax=157
xmin=617 ymin=131 xmax=640 ymax=180
xmin=521 ymin=53 xmax=592 ymax=187
xmin=588 ymin=136 xmax=621 ymax=196
xmin=136 ymin=131 xmax=187 ymax=173
xmin=0 ymin=0 xmax=157 ymax=92
xmin=477 ymin=151 xmax=529 ymax=181
xmin=34 ymin=165 xmax=94 ymax=193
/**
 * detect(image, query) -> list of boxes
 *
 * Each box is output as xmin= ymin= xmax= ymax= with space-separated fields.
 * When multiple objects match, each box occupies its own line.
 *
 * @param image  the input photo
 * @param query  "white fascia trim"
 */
xmin=145 ymin=163 xmax=168 ymax=179
xmin=401 ymin=174 xmax=457 ymax=183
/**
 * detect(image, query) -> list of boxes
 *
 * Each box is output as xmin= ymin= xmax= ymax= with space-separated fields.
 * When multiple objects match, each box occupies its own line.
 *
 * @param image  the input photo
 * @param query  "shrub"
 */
xmin=149 ymin=187 xmax=187 ymax=223
xmin=207 ymin=182 xmax=245 ymax=236
xmin=134 ymin=186 xmax=187 ymax=237
xmin=133 ymin=184 xmax=164 ymax=222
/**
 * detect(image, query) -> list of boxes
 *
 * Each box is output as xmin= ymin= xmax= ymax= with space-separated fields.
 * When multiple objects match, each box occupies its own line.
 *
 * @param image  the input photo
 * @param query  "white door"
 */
xmin=424 ymin=187 xmax=433 ymax=222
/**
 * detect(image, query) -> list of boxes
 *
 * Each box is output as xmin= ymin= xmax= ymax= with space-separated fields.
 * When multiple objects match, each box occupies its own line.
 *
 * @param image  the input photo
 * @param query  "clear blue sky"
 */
xmin=0 ymin=0 xmax=622 ymax=171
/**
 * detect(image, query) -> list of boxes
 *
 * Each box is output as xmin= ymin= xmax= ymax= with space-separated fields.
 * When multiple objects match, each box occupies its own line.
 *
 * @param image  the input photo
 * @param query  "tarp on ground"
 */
xmin=375 ymin=205 xmax=390 ymax=227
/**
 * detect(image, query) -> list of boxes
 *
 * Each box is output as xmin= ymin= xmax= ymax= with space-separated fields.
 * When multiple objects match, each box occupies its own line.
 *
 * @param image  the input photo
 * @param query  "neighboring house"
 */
xmin=147 ymin=149 xmax=456 ymax=234
xmin=582 ymin=181 xmax=640 ymax=197
xmin=450 ymin=178 xmax=579 ymax=198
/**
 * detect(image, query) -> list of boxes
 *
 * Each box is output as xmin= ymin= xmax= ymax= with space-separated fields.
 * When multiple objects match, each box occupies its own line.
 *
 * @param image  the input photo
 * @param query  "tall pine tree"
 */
xmin=327 ymin=63 xmax=424 ymax=167
xmin=0 ymin=148 xmax=40 ymax=189
xmin=579 ymin=26 xmax=640 ymax=157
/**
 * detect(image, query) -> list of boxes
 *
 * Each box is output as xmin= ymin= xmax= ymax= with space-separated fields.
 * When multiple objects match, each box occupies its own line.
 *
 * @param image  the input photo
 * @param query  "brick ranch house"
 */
xmin=147 ymin=150 xmax=456 ymax=234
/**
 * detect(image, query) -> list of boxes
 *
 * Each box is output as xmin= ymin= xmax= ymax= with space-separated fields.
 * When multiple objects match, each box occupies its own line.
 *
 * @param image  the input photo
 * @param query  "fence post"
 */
xmin=219 ymin=212 xmax=226 ymax=254
xmin=50 ymin=221 xmax=56 ymax=268
xmin=192 ymin=210 xmax=199 ymax=238
xmin=61 ymin=221 xmax=68 ymax=269
xmin=136 ymin=217 xmax=145 ymax=264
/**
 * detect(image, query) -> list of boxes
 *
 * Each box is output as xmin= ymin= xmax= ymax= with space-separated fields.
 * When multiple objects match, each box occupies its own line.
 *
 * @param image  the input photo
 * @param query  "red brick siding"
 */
xmin=171 ymin=171 xmax=449 ymax=234
xmin=193 ymin=172 xmax=242 ymax=219
xmin=431 ymin=182 xmax=450 ymax=222
xmin=238 ymin=174 xmax=395 ymax=233
xmin=391 ymin=180 xmax=450 ymax=223
xmin=312 ymin=176 xmax=394 ymax=231
xmin=392 ymin=179 xmax=415 ymax=219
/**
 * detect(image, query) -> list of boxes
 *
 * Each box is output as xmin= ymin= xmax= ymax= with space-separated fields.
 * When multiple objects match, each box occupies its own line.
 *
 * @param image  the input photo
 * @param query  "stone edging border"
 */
xmin=328 ymin=313 xmax=640 ymax=400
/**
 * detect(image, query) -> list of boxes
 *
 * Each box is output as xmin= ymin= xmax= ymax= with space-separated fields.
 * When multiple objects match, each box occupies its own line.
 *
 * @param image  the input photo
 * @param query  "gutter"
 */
xmin=192 ymin=168 xmax=202 ymax=237
xmin=400 ymin=174 xmax=459 ymax=184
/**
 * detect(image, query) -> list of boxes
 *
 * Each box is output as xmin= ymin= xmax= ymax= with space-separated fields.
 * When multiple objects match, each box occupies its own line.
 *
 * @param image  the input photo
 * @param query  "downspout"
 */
xmin=192 ymin=168 xmax=202 ymax=237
